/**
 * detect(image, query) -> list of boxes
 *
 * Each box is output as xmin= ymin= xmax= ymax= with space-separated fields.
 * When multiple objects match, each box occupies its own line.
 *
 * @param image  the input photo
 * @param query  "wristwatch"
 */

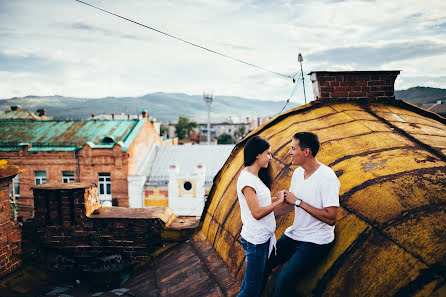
xmin=294 ymin=199 xmax=302 ymax=207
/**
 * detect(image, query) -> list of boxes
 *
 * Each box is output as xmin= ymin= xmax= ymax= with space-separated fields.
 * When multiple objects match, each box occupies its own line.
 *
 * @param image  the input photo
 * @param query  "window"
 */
xmin=9 ymin=174 xmax=20 ymax=197
xmin=35 ymin=171 xmax=47 ymax=185
xmin=98 ymin=173 xmax=112 ymax=206
xmin=62 ymin=171 xmax=75 ymax=183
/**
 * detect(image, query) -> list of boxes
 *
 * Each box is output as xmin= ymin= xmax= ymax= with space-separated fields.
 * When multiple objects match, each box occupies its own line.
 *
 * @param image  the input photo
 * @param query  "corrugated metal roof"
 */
xmin=0 ymin=119 xmax=146 ymax=151
xmin=0 ymin=110 xmax=53 ymax=121
xmin=145 ymin=145 xmax=235 ymax=187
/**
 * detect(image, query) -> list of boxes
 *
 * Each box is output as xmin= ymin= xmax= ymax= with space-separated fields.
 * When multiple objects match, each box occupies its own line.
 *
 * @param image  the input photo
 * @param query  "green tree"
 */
xmin=175 ymin=116 xmax=198 ymax=140
xmin=160 ymin=124 xmax=168 ymax=137
xmin=234 ymin=125 xmax=247 ymax=141
xmin=217 ymin=133 xmax=234 ymax=144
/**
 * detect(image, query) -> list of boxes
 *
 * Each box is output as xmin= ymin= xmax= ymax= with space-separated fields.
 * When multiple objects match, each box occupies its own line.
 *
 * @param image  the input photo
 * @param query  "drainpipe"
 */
xmin=75 ymin=150 xmax=81 ymax=182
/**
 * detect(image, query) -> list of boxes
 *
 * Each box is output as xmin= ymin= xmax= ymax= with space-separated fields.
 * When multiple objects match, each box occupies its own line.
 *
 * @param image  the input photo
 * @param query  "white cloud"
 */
xmin=0 ymin=0 xmax=445 ymax=101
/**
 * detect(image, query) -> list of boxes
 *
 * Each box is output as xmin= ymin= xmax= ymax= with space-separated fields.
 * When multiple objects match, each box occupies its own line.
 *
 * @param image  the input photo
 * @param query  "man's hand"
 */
xmin=284 ymin=191 xmax=298 ymax=205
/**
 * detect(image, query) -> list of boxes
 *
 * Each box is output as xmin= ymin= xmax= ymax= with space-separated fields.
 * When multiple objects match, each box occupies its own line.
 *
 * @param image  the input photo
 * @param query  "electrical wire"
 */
xmin=74 ymin=0 xmax=294 ymax=80
xmin=277 ymin=72 xmax=303 ymax=115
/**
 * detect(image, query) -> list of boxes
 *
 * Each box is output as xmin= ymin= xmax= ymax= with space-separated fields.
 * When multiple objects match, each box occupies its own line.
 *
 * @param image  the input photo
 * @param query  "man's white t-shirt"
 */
xmin=237 ymin=169 xmax=276 ymax=245
xmin=284 ymin=163 xmax=340 ymax=245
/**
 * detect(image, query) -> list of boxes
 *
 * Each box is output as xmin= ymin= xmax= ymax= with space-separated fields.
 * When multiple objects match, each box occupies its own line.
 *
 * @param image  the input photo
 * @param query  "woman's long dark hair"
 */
xmin=243 ymin=136 xmax=273 ymax=189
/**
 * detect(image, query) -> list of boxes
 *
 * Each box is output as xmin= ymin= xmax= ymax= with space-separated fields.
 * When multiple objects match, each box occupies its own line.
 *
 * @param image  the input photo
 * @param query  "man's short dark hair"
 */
xmin=293 ymin=132 xmax=320 ymax=157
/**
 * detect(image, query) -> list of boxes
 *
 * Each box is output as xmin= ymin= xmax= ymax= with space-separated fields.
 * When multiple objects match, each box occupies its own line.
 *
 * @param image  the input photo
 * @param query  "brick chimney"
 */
xmin=36 ymin=109 xmax=46 ymax=116
xmin=310 ymin=71 xmax=400 ymax=101
xmin=11 ymin=106 xmax=20 ymax=111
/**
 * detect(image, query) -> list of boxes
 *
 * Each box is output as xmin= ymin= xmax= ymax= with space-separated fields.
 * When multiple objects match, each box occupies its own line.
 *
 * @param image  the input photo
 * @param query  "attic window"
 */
xmin=183 ymin=181 xmax=193 ymax=191
xmin=102 ymin=136 xmax=115 ymax=143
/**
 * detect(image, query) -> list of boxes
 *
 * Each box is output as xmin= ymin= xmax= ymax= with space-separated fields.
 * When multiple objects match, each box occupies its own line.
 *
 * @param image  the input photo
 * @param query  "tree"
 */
xmin=175 ymin=116 xmax=198 ymax=140
xmin=217 ymin=133 xmax=234 ymax=144
xmin=160 ymin=124 xmax=168 ymax=138
xmin=234 ymin=125 xmax=247 ymax=141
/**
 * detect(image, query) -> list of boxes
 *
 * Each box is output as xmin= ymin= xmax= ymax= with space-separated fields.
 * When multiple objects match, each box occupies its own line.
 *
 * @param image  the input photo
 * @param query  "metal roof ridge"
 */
xmin=120 ymin=118 xmax=146 ymax=151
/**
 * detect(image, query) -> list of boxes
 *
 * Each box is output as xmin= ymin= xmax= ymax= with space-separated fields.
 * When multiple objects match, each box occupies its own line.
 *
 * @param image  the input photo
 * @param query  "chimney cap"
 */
xmin=309 ymin=70 xmax=401 ymax=76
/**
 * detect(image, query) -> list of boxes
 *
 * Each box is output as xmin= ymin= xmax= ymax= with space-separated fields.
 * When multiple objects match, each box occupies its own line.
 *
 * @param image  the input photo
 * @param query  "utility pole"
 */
xmin=298 ymin=53 xmax=307 ymax=104
xmin=203 ymin=93 xmax=213 ymax=145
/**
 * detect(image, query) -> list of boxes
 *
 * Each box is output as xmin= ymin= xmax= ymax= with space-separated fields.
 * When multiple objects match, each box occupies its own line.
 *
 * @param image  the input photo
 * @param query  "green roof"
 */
xmin=0 ymin=119 xmax=146 ymax=152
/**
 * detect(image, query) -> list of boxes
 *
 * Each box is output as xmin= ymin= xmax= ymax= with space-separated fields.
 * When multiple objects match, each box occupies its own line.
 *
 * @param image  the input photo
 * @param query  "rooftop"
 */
xmin=0 ymin=119 xmax=147 ymax=152
xmin=145 ymin=144 xmax=235 ymax=187
xmin=0 ymin=109 xmax=53 ymax=121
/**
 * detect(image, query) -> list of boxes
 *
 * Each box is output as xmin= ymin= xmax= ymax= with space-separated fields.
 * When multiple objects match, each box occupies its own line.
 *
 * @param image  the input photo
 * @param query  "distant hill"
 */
xmin=0 ymin=93 xmax=297 ymax=122
xmin=1 ymin=87 xmax=444 ymax=121
xmin=395 ymin=87 xmax=446 ymax=105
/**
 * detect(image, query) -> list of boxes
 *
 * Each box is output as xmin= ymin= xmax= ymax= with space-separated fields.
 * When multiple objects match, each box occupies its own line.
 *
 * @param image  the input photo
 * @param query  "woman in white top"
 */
xmin=237 ymin=136 xmax=284 ymax=297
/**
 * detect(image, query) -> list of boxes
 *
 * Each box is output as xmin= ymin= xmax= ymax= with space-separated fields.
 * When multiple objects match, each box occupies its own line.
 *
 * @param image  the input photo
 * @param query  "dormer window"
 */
xmin=102 ymin=136 xmax=115 ymax=143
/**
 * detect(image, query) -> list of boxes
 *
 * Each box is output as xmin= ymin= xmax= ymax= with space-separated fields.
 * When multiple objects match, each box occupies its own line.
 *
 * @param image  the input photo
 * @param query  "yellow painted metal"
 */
xmin=202 ymin=99 xmax=446 ymax=296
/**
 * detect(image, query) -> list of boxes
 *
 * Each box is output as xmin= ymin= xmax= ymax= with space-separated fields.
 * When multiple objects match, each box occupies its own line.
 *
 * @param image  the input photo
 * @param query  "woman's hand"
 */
xmin=276 ymin=190 xmax=285 ymax=204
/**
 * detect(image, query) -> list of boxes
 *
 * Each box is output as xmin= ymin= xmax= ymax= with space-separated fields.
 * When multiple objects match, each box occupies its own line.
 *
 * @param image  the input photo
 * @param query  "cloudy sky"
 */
xmin=1 ymin=0 xmax=445 ymax=104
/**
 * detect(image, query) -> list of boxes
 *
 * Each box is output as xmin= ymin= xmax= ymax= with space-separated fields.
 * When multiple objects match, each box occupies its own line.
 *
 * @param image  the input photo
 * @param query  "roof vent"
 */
xmin=102 ymin=136 xmax=115 ymax=143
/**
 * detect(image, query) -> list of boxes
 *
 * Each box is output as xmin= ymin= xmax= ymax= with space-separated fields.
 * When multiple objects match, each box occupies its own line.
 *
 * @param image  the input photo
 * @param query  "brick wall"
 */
xmin=0 ymin=175 xmax=22 ymax=278
xmin=310 ymin=71 xmax=400 ymax=101
xmin=28 ymin=183 xmax=197 ymax=268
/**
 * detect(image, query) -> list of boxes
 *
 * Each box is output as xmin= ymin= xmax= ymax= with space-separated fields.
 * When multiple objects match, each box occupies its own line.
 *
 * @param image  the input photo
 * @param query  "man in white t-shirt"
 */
xmin=264 ymin=132 xmax=340 ymax=297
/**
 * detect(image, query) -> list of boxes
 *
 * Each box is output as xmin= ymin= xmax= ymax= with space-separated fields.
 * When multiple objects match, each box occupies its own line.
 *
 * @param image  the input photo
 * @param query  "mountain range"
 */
xmin=0 ymin=87 xmax=444 ymax=122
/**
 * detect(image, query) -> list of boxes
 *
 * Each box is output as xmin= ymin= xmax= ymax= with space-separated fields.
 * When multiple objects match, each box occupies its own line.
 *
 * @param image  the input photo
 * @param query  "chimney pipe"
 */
xmin=310 ymin=71 xmax=400 ymax=101
xmin=111 ymin=113 xmax=115 ymax=120
xmin=141 ymin=109 xmax=149 ymax=119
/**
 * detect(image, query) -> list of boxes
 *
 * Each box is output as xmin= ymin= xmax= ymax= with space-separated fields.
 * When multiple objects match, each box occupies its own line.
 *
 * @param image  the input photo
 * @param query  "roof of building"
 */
xmin=0 ymin=159 xmax=21 ymax=179
xmin=0 ymin=119 xmax=146 ymax=152
xmin=203 ymin=97 xmax=446 ymax=296
xmin=0 ymin=109 xmax=53 ymax=121
xmin=145 ymin=144 xmax=235 ymax=187
xmin=421 ymin=103 xmax=446 ymax=115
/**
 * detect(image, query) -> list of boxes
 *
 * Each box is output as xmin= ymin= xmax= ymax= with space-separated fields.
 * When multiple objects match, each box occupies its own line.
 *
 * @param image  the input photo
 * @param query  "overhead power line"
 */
xmin=74 ymin=0 xmax=294 ymax=80
xmin=277 ymin=72 xmax=303 ymax=115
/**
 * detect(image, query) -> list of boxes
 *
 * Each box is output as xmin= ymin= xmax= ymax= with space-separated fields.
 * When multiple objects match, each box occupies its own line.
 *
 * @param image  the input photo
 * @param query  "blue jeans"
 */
xmin=237 ymin=237 xmax=270 ymax=297
xmin=264 ymin=234 xmax=332 ymax=297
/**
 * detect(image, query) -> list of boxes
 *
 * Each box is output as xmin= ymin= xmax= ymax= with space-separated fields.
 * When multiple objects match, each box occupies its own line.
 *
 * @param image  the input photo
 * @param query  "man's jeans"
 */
xmin=264 ymin=234 xmax=332 ymax=297
xmin=237 ymin=237 xmax=270 ymax=297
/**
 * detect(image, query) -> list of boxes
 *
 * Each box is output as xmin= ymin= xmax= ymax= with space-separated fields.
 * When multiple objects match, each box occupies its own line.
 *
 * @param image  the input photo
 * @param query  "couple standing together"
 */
xmin=237 ymin=132 xmax=340 ymax=297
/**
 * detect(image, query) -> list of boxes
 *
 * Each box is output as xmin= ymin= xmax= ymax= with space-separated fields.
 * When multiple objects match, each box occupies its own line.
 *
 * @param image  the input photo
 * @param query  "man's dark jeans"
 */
xmin=237 ymin=237 xmax=270 ymax=297
xmin=264 ymin=234 xmax=332 ymax=297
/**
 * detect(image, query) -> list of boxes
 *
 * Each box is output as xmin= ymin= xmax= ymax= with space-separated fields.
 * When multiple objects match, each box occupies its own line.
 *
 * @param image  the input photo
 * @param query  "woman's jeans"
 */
xmin=237 ymin=237 xmax=270 ymax=297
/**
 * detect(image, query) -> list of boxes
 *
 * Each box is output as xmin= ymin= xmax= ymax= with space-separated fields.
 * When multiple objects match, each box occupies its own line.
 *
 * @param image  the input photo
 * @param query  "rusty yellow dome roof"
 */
xmin=201 ymin=94 xmax=446 ymax=296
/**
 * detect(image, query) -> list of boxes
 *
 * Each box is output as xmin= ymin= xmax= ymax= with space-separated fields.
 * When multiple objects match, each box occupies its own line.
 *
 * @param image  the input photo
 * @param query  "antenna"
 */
xmin=203 ymin=93 xmax=213 ymax=145
xmin=298 ymin=53 xmax=307 ymax=104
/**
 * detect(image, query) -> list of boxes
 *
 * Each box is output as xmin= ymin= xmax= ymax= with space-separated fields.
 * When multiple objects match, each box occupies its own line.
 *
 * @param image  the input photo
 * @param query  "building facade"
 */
xmin=0 ymin=112 xmax=162 ymax=219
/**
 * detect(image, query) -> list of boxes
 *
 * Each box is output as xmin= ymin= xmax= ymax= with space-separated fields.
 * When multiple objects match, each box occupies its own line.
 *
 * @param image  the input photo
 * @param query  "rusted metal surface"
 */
xmin=201 ymin=98 xmax=446 ymax=296
xmin=91 ymin=206 xmax=200 ymax=230
xmin=0 ymin=109 xmax=53 ymax=121
xmin=0 ymin=159 xmax=21 ymax=179
xmin=0 ymin=119 xmax=146 ymax=151
xmin=122 ymin=232 xmax=240 ymax=297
